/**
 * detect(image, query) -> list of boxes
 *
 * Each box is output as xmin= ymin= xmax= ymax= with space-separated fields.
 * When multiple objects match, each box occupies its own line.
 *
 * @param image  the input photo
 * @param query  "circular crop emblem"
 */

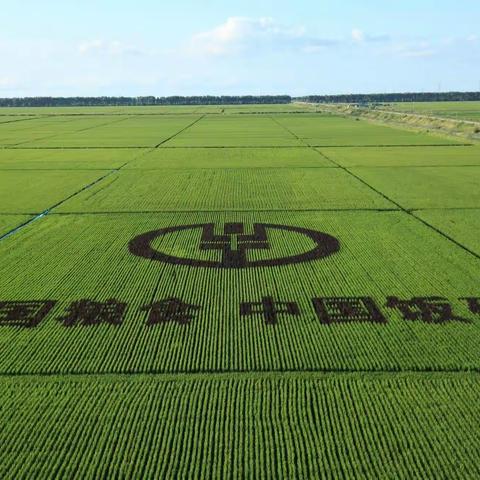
xmin=129 ymin=222 xmax=340 ymax=268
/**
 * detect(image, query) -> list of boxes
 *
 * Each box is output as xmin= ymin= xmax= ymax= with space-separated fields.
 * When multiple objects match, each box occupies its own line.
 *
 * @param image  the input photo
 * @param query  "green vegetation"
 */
xmin=313 ymin=102 xmax=480 ymax=143
xmin=0 ymin=95 xmax=292 ymax=107
xmin=350 ymin=166 xmax=480 ymax=209
xmin=0 ymin=106 xmax=479 ymax=476
xmin=0 ymin=210 xmax=478 ymax=373
xmin=386 ymin=101 xmax=480 ymax=122
xmin=1 ymin=373 xmax=479 ymax=479
xmin=274 ymin=114 xmax=459 ymax=146
xmin=321 ymin=145 xmax=480 ymax=167
xmin=55 ymin=169 xmax=391 ymax=212
xmin=296 ymin=91 xmax=480 ymax=104
xmin=415 ymin=209 xmax=480 ymax=255
xmin=128 ymin=147 xmax=332 ymax=169
xmin=0 ymin=215 xmax=32 ymax=237
xmin=0 ymin=170 xmax=111 ymax=213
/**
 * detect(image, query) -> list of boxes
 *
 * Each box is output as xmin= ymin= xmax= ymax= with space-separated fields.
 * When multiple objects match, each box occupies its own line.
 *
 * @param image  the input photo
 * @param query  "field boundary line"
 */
xmin=309 ymin=143 xmax=472 ymax=147
xmin=1 ymin=368 xmax=480 ymax=380
xmin=154 ymin=114 xmax=206 ymax=148
xmin=0 ymin=169 xmax=125 ymax=242
xmin=316 ymin=149 xmax=480 ymax=260
xmin=2 ymin=144 xmax=473 ymax=150
xmin=0 ymin=159 xmax=147 ymax=242
xmin=340 ymin=164 xmax=480 ymax=169
xmin=0 ymin=112 xmax=221 ymax=118
xmin=0 ymin=115 xmax=53 ymax=126
xmin=412 ymin=207 xmax=480 ymax=212
xmin=2 ymin=146 xmax=153 ymax=150
xmin=270 ymin=114 xmax=480 ymax=261
xmin=10 ymin=115 xmax=134 ymax=147
xmin=44 ymin=207 xmax=401 ymax=215
xmin=0 ymin=115 xmax=212 ymax=242
xmin=0 ymin=167 xmax=123 ymax=171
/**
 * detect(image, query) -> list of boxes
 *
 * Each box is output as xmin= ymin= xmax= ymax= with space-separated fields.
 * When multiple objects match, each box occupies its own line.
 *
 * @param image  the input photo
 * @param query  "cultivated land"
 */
xmin=0 ymin=104 xmax=479 ymax=478
xmin=383 ymin=100 xmax=480 ymax=122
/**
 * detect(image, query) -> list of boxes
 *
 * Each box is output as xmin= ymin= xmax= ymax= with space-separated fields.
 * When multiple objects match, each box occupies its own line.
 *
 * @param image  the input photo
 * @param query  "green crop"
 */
xmin=0 ymin=105 xmax=479 ymax=477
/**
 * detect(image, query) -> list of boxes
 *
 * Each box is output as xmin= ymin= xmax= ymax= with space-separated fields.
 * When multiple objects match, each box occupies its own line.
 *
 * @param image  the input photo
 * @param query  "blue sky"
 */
xmin=0 ymin=0 xmax=479 ymax=96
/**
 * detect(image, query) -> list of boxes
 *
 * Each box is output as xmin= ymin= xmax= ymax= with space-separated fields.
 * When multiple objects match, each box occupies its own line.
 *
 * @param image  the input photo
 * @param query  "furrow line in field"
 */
xmin=154 ymin=114 xmax=206 ymax=148
xmin=129 ymin=163 xmax=480 ymax=171
xmin=0 ymin=169 xmax=123 ymax=242
xmin=1 ymin=143 xmax=473 ymax=150
xmin=0 ymin=115 xmax=209 ymax=241
xmin=39 ymin=208 xmax=401 ymax=215
xmin=10 ymin=115 xmax=135 ymax=147
xmin=0 ymin=367 xmax=480 ymax=379
xmin=315 ymin=149 xmax=480 ymax=261
xmin=270 ymin=114 xmax=480 ymax=260
xmin=0 ymin=115 xmax=53 ymax=126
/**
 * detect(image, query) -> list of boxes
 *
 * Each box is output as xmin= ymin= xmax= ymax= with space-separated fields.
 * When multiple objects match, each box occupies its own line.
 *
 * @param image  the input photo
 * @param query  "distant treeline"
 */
xmin=295 ymin=92 xmax=480 ymax=104
xmin=2 ymin=92 xmax=479 ymax=107
xmin=0 ymin=95 xmax=291 ymax=107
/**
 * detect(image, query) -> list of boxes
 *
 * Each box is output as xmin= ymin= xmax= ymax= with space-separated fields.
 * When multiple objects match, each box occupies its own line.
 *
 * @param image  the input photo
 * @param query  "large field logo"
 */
xmin=129 ymin=222 xmax=340 ymax=268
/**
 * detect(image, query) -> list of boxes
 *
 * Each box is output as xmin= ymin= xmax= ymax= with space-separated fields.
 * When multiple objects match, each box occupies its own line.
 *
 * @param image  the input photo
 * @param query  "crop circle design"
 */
xmin=129 ymin=222 xmax=340 ymax=268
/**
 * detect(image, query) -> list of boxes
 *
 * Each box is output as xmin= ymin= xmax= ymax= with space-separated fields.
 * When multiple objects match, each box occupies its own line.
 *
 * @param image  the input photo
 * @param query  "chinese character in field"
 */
xmin=386 ymin=296 xmax=469 ymax=323
xmin=141 ymin=298 xmax=200 ymax=325
xmin=312 ymin=297 xmax=386 ymax=324
xmin=199 ymin=223 xmax=269 ymax=268
xmin=460 ymin=297 xmax=480 ymax=315
xmin=0 ymin=300 xmax=56 ymax=328
xmin=240 ymin=296 xmax=299 ymax=325
xmin=59 ymin=299 xmax=126 ymax=326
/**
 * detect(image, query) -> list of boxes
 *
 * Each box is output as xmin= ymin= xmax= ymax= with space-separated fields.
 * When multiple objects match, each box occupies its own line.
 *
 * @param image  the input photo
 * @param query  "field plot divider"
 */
xmin=0 ymin=156 xmax=149 ymax=242
xmin=154 ymin=114 xmax=206 ymax=148
xmin=316 ymin=148 xmax=480 ymax=261
xmin=10 ymin=115 xmax=134 ymax=147
xmin=0 ymin=169 xmax=124 ymax=242
xmin=5 ymin=145 xmax=471 ymax=151
xmin=0 ymin=114 xmax=211 ymax=242
xmin=270 ymin=114 xmax=480 ymax=261
xmin=3 ymin=366 xmax=480 ymax=378
xmin=268 ymin=115 xmax=308 ymax=145
xmin=0 ymin=115 xmax=54 ymax=127
xmin=48 ymin=207 xmax=400 ymax=216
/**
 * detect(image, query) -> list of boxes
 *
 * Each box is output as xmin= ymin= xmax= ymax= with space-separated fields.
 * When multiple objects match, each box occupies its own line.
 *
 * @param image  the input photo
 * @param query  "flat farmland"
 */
xmin=0 ymin=106 xmax=479 ymax=478
xmin=386 ymin=101 xmax=480 ymax=122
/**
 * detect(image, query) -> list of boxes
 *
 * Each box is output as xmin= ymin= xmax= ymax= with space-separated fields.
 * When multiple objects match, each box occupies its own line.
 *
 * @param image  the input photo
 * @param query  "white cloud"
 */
xmin=400 ymin=49 xmax=435 ymax=58
xmin=78 ymin=39 xmax=142 ymax=56
xmin=302 ymin=39 xmax=340 ymax=53
xmin=351 ymin=29 xmax=365 ymax=43
xmin=387 ymin=41 xmax=436 ymax=59
xmin=189 ymin=17 xmax=281 ymax=55
xmin=186 ymin=18 xmax=392 ymax=57
xmin=0 ymin=76 xmax=16 ymax=89
xmin=352 ymin=28 xmax=391 ymax=44
xmin=188 ymin=16 xmax=332 ymax=56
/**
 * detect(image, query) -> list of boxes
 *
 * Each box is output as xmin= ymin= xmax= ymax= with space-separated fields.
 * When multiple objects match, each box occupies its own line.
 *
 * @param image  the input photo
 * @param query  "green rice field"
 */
xmin=0 ymin=105 xmax=479 ymax=478
xmin=386 ymin=101 xmax=480 ymax=122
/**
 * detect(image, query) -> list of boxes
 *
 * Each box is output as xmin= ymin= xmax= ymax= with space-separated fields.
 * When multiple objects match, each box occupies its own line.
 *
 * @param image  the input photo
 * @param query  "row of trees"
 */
xmin=1 ymin=92 xmax=479 ymax=107
xmin=0 ymin=95 xmax=291 ymax=107
xmin=295 ymin=92 xmax=480 ymax=104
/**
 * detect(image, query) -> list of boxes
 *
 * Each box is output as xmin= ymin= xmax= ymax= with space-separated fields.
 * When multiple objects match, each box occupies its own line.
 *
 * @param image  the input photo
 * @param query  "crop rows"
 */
xmin=0 ymin=215 xmax=32 ymax=237
xmin=0 ymin=373 xmax=479 ymax=479
xmin=0 ymin=211 xmax=478 ymax=374
xmin=0 ymin=107 xmax=479 ymax=477
xmin=52 ymin=168 xmax=393 ymax=212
